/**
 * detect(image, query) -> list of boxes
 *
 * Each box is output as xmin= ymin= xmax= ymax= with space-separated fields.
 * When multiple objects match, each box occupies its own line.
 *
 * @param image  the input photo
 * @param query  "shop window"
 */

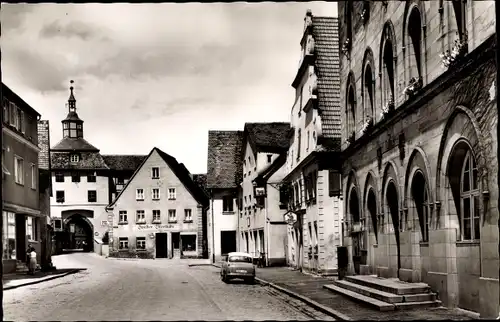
xmin=181 ymin=234 xmax=197 ymax=252
xmin=2 ymin=212 xmax=17 ymax=259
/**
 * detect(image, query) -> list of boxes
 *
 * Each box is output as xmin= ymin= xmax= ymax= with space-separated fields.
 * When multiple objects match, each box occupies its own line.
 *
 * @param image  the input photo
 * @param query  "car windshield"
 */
xmin=228 ymin=255 xmax=252 ymax=263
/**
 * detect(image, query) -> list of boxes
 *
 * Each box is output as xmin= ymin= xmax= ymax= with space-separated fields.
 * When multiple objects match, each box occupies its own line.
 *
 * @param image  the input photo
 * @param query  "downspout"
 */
xmin=210 ymin=189 xmax=215 ymax=264
xmin=265 ymin=185 xmax=270 ymax=267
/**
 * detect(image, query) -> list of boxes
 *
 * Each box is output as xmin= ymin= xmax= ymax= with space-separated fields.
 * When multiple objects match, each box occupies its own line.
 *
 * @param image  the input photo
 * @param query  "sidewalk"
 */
xmin=3 ymin=268 xmax=85 ymax=290
xmin=213 ymin=263 xmax=475 ymax=321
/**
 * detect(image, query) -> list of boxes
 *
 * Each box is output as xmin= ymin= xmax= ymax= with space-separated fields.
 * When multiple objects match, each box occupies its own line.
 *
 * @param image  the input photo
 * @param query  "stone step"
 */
xmin=323 ymin=284 xmax=395 ymax=312
xmin=403 ymin=292 xmax=437 ymax=303
xmin=395 ymin=300 xmax=442 ymax=310
xmin=334 ymin=279 xmax=404 ymax=303
xmin=345 ymin=275 xmax=431 ymax=295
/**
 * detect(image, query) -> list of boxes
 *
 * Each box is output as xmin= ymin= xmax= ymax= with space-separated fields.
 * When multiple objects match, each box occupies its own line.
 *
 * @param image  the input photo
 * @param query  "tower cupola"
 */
xmin=62 ymin=80 xmax=84 ymax=139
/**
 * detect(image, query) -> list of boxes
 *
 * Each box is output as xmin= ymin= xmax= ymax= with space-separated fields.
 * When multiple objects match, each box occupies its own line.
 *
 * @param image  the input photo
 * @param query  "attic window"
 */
xmin=70 ymin=154 xmax=79 ymax=163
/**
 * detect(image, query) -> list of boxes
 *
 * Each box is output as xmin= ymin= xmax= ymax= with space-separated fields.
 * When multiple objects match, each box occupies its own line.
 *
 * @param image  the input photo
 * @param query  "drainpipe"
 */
xmin=495 ymin=2 xmax=500 ymax=318
xmin=265 ymin=185 xmax=270 ymax=267
xmin=210 ymin=190 xmax=215 ymax=264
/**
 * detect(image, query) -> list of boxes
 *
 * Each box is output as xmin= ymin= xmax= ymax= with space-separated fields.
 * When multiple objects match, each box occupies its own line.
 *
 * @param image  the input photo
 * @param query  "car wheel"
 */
xmin=222 ymin=273 xmax=228 ymax=283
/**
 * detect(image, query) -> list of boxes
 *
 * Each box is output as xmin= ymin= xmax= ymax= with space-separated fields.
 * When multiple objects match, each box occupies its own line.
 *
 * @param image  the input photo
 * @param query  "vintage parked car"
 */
xmin=220 ymin=252 xmax=255 ymax=284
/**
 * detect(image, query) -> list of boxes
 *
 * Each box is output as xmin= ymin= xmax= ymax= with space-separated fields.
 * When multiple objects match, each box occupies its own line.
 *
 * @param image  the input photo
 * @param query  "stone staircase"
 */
xmin=16 ymin=261 xmax=29 ymax=273
xmin=323 ymin=275 xmax=442 ymax=311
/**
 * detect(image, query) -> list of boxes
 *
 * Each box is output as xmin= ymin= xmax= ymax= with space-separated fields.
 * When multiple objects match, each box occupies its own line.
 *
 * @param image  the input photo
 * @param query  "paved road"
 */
xmin=4 ymin=253 xmax=334 ymax=321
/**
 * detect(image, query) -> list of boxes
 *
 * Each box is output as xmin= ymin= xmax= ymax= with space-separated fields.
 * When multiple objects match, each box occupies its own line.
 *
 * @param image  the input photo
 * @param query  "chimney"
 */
xmin=37 ymin=120 xmax=50 ymax=170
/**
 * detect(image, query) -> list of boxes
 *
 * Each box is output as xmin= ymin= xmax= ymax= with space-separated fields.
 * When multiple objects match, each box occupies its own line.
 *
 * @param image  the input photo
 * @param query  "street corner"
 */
xmin=3 ymin=268 xmax=86 ymax=291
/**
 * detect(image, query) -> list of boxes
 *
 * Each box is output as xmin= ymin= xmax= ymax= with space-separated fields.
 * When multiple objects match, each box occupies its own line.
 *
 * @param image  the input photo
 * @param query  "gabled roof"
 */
xmin=102 ymin=155 xmax=147 ymax=171
xmin=192 ymin=173 xmax=208 ymax=196
xmin=51 ymin=151 xmax=109 ymax=170
xmin=311 ymin=16 xmax=341 ymax=142
xmin=2 ymin=83 xmax=41 ymax=118
xmin=51 ymin=137 xmax=100 ymax=152
xmin=253 ymin=152 xmax=287 ymax=186
xmin=207 ymin=131 xmax=244 ymax=189
xmin=107 ymin=147 xmax=209 ymax=208
xmin=243 ymin=122 xmax=291 ymax=156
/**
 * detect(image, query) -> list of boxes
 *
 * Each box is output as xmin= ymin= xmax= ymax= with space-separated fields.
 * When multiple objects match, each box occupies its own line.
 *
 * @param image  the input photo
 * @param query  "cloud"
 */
xmin=39 ymin=19 xmax=105 ymax=41
xmin=1 ymin=2 xmax=338 ymax=173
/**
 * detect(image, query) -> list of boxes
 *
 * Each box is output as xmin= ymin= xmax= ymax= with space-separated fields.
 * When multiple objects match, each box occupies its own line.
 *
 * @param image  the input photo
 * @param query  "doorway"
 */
xmin=220 ymin=230 xmax=237 ymax=255
xmin=156 ymin=233 xmax=168 ymax=258
xmin=172 ymin=232 xmax=180 ymax=258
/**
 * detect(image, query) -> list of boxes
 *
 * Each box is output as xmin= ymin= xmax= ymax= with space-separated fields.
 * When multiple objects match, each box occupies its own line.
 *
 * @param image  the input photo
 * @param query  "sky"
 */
xmin=1 ymin=2 xmax=338 ymax=174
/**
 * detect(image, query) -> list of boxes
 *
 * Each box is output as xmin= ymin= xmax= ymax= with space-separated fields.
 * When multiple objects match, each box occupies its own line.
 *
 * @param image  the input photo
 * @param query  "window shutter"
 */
xmin=329 ymin=170 xmax=341 ymax=197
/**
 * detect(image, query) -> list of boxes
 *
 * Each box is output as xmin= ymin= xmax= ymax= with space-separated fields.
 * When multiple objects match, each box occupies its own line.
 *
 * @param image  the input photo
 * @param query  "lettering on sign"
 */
xmin=137 ymin=224 xmax=176 ymax=230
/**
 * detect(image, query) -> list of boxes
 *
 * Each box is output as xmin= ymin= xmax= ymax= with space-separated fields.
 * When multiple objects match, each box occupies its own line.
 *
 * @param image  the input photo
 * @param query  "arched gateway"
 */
xmin=61 ymin=213 xmax=94 ymax=252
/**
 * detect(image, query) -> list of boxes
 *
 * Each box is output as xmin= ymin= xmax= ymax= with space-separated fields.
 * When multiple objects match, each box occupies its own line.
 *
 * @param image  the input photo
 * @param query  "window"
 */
xmin=151 ymin=167 xmax=160 ymax=179
xmin=381 ymin=23 xmax=396 ymax=107
xmin=3 ymin=212 xmax=17 ymax=259
xmin=119 ymin=237 xmax=129 ymax=250
xmin=119 ymin=211 xmax=128 ymax=224
xmin=14 ymin=156 xmax=24 ymax=185
xmin=26 ymin=217 xmax=36 ymax=241
xmin=460 ymin=151 xmax=480 ymax=241
xmin=87 ymin=173 xmax=96 ymax=182
xmin=72 ymin=172 xmax=80 ymax=183
xmin=9 ymin=102 xmax=16 ymax=126
xmin=136 ymin=210 xmax=145 ymax=223
xmin=17 ymin=109 xmax=24 ymax=133
xmin=181 ymin=234 xmax=197 ymax=252
xmin=229 ymin=255 xmax=252 ymax=263
xmin=408 ymin=8 xmax=423 ymax=80
xmin=184 ymin=209 xmax=193 ymax=222
xmin=136 ymin=237 xmax=146 ymax=250
xmin=306 ymin=131 xmax=310 ymax=151
xmin=267 ymin=154 xmax=272 ymax=163
xmin=412 ymin=171 xmax=430 ymax=242
xmin=136 ymin=188 xmax=144 ymax=200
xmin=56 ymin=190 xmax=65 ymax=203
xmin=168 ymin=209 xmax=177 ymax=222
xmin=88 ymin=190 xmax=97 ymax=203
xmin=452 ymin=0 xmax=467 ymax=42
xmin=347 ymin=82 xmax=356 ymax=136
xmin=168 ymin=188 xmax=176 ymax=200
xmin=152 ymin=210 xmax=161 ymax=223
xmin=30 ymin=164 xmax=37 ymax=190
xmin=363 ymin=61 xmax=375 ymax=119
xmin=223 ymin=196 xmax=234 ymax=212
xmin=55 ymin=172 xmax=64 ymax=182
xmin=152 ymin=188 xmax=160 ymax=200
xmin=2 ymin=99 xmax=8 ymax=123
xmin=70 ymin=154 xmax=79 ymax=163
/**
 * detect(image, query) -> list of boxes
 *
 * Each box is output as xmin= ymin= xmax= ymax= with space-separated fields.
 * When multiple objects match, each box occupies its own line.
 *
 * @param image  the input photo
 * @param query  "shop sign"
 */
xmin=136 ymin=224 xmax=177 ymax=231
xmin=284 ymin=212 xmax=297 ymax=225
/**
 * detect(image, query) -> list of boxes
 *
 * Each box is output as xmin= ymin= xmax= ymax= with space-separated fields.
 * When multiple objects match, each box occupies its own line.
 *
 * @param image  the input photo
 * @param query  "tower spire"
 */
xmin=68 ymin=79 xmax=76 ymax=113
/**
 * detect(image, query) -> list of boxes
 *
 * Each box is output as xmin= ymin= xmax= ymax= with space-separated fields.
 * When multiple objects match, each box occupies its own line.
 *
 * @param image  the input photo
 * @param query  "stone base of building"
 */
xmin=3 ymin=259 xmax=17 ymax=274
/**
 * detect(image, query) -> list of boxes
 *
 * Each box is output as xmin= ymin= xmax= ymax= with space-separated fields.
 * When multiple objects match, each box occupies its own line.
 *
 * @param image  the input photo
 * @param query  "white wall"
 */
xmin=209 ymin=191 xmax=238 ymax=260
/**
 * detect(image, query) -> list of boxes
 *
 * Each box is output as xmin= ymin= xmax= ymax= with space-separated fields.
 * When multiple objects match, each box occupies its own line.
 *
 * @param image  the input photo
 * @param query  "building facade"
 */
xmin=50 ymin=83 xmax=146 ymax=254
xmin=2 ymin=83 xmax=43 ymax=273
xmin=281 ymin=11 xmax=343 ymax=276
xmin=238 ymin=123 xmax=290 ymax=266
xmin=338 ymin=1 xmax=497 ymax=317
xmin=206 ymin=131 xmax=243 ymax=262
xmin=106 ymin=147 xmax=209 ymax=259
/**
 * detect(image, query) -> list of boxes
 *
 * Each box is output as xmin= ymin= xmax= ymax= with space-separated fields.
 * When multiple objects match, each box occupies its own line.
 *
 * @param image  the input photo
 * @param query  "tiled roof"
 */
xmin=108 ymin=148 xmax=209 ymax=208
xmin=102 ymin=155 xmax=147 ymax=171
xmin=192 ymin=173 xmax=208 ymax=193
xmin=312 ymin=16 xmax=341 ymax=142
xmin=63 ymin=111 xmax=83 ymax=122
xmin=244 ymin=122 xmax=291 ymax=153
xmin=51 ymin=137 xmax=100 ymax=152
xmin=207 ymin=131 xmax=243 ymax=189
xmin=51 ymin=151 xmax=109 ymax=170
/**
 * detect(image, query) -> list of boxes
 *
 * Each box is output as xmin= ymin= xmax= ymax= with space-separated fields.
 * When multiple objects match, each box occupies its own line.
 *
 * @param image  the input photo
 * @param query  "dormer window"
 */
xmin=70 ymin=154 xmax=79 ymax=163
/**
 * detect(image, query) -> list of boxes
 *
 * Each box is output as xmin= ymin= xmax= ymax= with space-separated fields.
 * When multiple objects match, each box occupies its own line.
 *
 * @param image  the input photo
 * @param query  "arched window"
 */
xmin=382 ymin=41 xmax=395 ymax=107
xmin=386 ymin=181 xmax=400 ymax=232
xmin=367 ymin=189 xmax=378 ymax=241
xmin=408 ymin=7 xmax=422 ymax=79
xmin=452 ymin=0 xmax=467 ymax=42
xmin=411 ymin=171 xmax=430 ymax=242
xmin=364 ymin=64 xmax=374 ymax=118
xmin=349 ymin=188 xmax=360 ymax=223
xmin=344 ymin=1 xmax=353 ymax=49
xmin=460 ymin=150 xmax=480 ymax=240
xmin=347 ymin=85 xmax=356 ymax=135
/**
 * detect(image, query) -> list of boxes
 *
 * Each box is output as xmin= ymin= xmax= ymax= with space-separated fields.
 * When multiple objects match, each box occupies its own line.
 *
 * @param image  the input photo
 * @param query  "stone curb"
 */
xmin=211 ymin=264 xmax=350 ymax=320
xmin=3 ymin=269 xmax=86 ymax=291
xmin=188 ymin=263 xmax=213 ymax=267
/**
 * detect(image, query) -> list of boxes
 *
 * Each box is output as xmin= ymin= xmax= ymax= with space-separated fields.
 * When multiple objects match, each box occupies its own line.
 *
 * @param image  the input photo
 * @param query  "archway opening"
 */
xmin=386 ymin=180 xmax=401 ymax=276
xmin=367 ymin=189 xmax=378 ymax=241
xmin=64 ymin=215 xmax=93 ymax=252
xmin=411 ymin=171 xmax=430 ymax=242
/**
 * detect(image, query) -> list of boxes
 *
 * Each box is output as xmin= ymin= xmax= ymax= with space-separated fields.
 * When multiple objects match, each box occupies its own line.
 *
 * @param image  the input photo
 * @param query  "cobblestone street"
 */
xmin=3 ymin=253 xmax=331 ymax=321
